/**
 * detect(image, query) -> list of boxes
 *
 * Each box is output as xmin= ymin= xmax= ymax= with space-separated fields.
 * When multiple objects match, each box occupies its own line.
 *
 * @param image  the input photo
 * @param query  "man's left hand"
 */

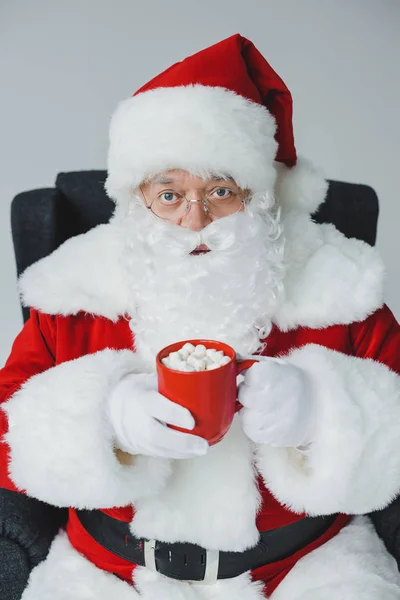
xmin=238 ymin=358 xmax=316 ymax=448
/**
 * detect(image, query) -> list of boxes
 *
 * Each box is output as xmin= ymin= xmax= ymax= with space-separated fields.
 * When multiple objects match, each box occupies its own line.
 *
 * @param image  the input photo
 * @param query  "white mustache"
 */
xmin=145 ymin=210 xmax=261 ymax=256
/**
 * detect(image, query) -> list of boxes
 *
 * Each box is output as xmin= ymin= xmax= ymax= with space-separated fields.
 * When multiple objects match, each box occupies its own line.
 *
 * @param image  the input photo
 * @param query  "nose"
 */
xmin=180 ymin=200 xmax=212 ymax=231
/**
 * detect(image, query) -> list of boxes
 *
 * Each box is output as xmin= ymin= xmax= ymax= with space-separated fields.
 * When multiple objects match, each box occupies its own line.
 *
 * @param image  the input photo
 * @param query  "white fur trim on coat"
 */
xmin=272 ymin=213 xmax=385 ymax=331
xmin=131 ymin=417 xmax=260 ymax=552
xmin=22 ymin=530 xmax=265 ymax=600
xmin=18 ymin=210 xmax=385 ymax=331
xmin=105 ymin=85 xmax=278 ymax=209
xmin=21 ymin=530 xmax=138 ymax=600
xmin=18 ymin=224 xmax=130 ymax=322
xmin=134 ymin=566 xmax=265 ymax=600
xmin=270 ymin=516 xmax=400 ymax=599
xmin=256 ymin=344 xmax=400 ymax=515
xmin=21 ymin=518 xmax=400 ymax=600
xmin=3 ymin=349 xmax=171 ymax=508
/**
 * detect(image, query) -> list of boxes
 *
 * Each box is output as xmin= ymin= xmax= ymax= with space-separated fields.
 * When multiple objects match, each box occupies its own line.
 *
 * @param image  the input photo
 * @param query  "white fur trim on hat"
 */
xmin=275 ymin=157 xmax=329 ymax=214
xmin=105 ymin=85 xmax=278 ymax=207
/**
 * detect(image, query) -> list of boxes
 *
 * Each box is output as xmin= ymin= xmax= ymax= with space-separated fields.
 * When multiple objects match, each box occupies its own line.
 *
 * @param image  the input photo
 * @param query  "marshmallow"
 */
xmin=187 ymin=354 xmax=197 ymax=367
xmin=205 ymin=349 xmax=218 ymax=362
xmin=195 ymin=358 xmax=207 ymax=371
xmin=164 ymin=345 xmax=230 ymax=371
xmin=220 ymin=356 xmax=231 ymax=366
xmin=182 ymin=343 xmax=196 ymax=354
xmin=207 ymin=362 xmax=221 ymax=370
xmin=193 ymin=344 xmax=207 ymax=358
xmin=169 ymin=351 xmax=182 ymax=363
xmin=206 ymin=349 xmax=224 ymax=364
xmin=178 ymin=348 xmax=190 ymax=360
xmin=169 ymin=356 xmax=186 ymax=372
xmin=184 ymin=363 xmax=196 ymax=372
xmin=187 ymin=355 xmax=206 ymax=371
xmin=176 ymin=363 xmax=189 ymax=372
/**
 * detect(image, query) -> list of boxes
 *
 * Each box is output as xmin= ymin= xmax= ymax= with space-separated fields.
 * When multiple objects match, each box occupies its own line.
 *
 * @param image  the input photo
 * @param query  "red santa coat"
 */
xmin=2 ymin=199 xmax=400 ymax=599
xmin=1 ymin=304 xmax=399 ymax=596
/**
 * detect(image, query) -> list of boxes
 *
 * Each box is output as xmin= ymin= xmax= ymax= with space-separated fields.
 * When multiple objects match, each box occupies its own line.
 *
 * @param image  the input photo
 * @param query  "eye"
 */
xmin=159 ymin=192 xmax=181 ymax=204
xmin=212 ymin=188 xmax=232 ymax=199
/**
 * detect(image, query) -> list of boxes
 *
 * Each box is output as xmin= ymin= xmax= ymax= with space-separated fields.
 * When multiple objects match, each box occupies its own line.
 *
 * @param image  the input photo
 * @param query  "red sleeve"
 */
xmin=349 ymin=304 xmax=400 ymax=375
xmin=0 ymin=309 xmax=56 ymax=491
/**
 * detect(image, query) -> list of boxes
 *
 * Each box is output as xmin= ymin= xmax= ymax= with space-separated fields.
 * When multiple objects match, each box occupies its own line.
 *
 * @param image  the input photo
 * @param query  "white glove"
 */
xmin=238 ymin=358 xmax=316 ymax=448
xmin=107 ymin=373 xmax=209 ymax=459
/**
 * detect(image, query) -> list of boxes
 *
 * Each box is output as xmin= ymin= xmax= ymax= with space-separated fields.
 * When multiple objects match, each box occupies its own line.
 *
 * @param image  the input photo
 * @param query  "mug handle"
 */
xmin=234 ymin=357 xmax=260 ymax=412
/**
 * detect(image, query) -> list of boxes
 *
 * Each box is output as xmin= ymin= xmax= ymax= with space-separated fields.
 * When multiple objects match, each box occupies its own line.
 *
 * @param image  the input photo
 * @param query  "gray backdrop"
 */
xmin=1 ymin=0 xmax=399 ymax=364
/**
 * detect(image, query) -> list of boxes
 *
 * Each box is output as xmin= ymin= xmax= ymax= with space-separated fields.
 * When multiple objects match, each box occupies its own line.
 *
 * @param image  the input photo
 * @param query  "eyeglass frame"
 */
xmin=140 ymin=187 xmax=250 ymax=221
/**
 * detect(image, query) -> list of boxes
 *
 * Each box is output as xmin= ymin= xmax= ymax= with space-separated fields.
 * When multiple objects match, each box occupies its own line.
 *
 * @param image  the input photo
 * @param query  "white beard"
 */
xmin=117 ymin=194 xmax=285 ymax=370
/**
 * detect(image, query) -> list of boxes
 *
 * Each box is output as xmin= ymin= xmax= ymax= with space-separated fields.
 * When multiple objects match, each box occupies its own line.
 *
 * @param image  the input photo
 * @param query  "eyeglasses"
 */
xmin=141 ymin=187 xmax=248 ymax=221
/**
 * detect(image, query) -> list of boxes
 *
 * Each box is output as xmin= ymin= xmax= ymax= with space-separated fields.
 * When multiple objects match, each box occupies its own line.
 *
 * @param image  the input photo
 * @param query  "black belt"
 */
xmin=75 ymin=509 xmax=337 ymax=583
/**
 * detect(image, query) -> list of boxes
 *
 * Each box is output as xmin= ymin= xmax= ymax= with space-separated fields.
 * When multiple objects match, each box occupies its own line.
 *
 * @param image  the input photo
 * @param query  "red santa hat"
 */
xmin=106 ymin=34 xmax=327 ymax=213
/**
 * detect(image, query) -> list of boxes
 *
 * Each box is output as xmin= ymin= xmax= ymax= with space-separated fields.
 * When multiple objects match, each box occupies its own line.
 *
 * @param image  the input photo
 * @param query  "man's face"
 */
xmin=124 ymin=169 xmax=284 ymax=363
xmin=139 ymin=170 xmax=246 ymax=254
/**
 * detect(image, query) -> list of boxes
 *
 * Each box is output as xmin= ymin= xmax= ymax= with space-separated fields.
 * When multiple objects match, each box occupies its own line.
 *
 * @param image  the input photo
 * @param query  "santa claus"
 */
xmin=1 ymin=34 xmax=400 ymax=599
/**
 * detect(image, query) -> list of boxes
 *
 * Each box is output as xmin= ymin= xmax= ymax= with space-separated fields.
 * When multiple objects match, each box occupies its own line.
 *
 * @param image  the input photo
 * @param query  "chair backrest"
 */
xmin=11 ymin=171 xmax=379 ymax=322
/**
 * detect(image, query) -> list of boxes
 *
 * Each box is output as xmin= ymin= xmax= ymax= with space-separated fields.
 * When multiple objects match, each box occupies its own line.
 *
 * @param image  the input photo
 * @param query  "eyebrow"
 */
xmin=212 ymin=175 xmax=234 ymax=181
xmin=153 ymin=177 xmax=175 ymax=184
xmin=152 ymin=174 xmax=234 ymax=185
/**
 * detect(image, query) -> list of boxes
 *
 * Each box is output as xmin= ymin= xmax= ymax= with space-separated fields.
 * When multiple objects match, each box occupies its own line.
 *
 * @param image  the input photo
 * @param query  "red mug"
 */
xmin=156 ymin=339 xmax=259 ymax=445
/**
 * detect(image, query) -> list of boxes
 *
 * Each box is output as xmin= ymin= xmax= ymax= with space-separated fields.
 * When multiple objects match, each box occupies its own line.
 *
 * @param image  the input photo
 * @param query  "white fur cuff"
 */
xmin=3 ymin=349 xmax=171 ymax=508
xmin=256 ymin=344 xmax=400 ymax=515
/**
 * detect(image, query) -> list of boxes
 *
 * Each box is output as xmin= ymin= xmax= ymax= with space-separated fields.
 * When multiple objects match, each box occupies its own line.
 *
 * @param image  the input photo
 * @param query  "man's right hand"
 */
xmin=107 ymin=373 xmax=209 ymax=459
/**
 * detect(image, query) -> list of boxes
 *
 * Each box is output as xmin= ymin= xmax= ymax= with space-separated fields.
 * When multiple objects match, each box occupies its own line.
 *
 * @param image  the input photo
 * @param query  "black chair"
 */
xmin=0 ymin=491 xmax=68 ymax=600
xmin=3 ymin=171 xmax=398 ymax=598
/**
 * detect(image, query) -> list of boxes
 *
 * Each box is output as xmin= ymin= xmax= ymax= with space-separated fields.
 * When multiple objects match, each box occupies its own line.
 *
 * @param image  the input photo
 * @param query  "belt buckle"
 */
xmin=199 ymin=549 xmax=219 ymax=584
xmin=143 ymin=540 xmax=219 ymax=584
xmin=143 ymin=539 xmax=157 ymax=572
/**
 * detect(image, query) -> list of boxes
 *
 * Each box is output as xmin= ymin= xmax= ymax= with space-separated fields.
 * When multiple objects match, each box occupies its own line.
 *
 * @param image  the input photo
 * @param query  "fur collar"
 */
xmin=18 ymin=209 xmax=384 ymax=330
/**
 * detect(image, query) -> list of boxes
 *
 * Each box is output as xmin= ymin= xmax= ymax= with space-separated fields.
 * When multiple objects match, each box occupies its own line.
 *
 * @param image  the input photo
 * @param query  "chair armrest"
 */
xmin=0 ymin=488 xmax=67 ymax=599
